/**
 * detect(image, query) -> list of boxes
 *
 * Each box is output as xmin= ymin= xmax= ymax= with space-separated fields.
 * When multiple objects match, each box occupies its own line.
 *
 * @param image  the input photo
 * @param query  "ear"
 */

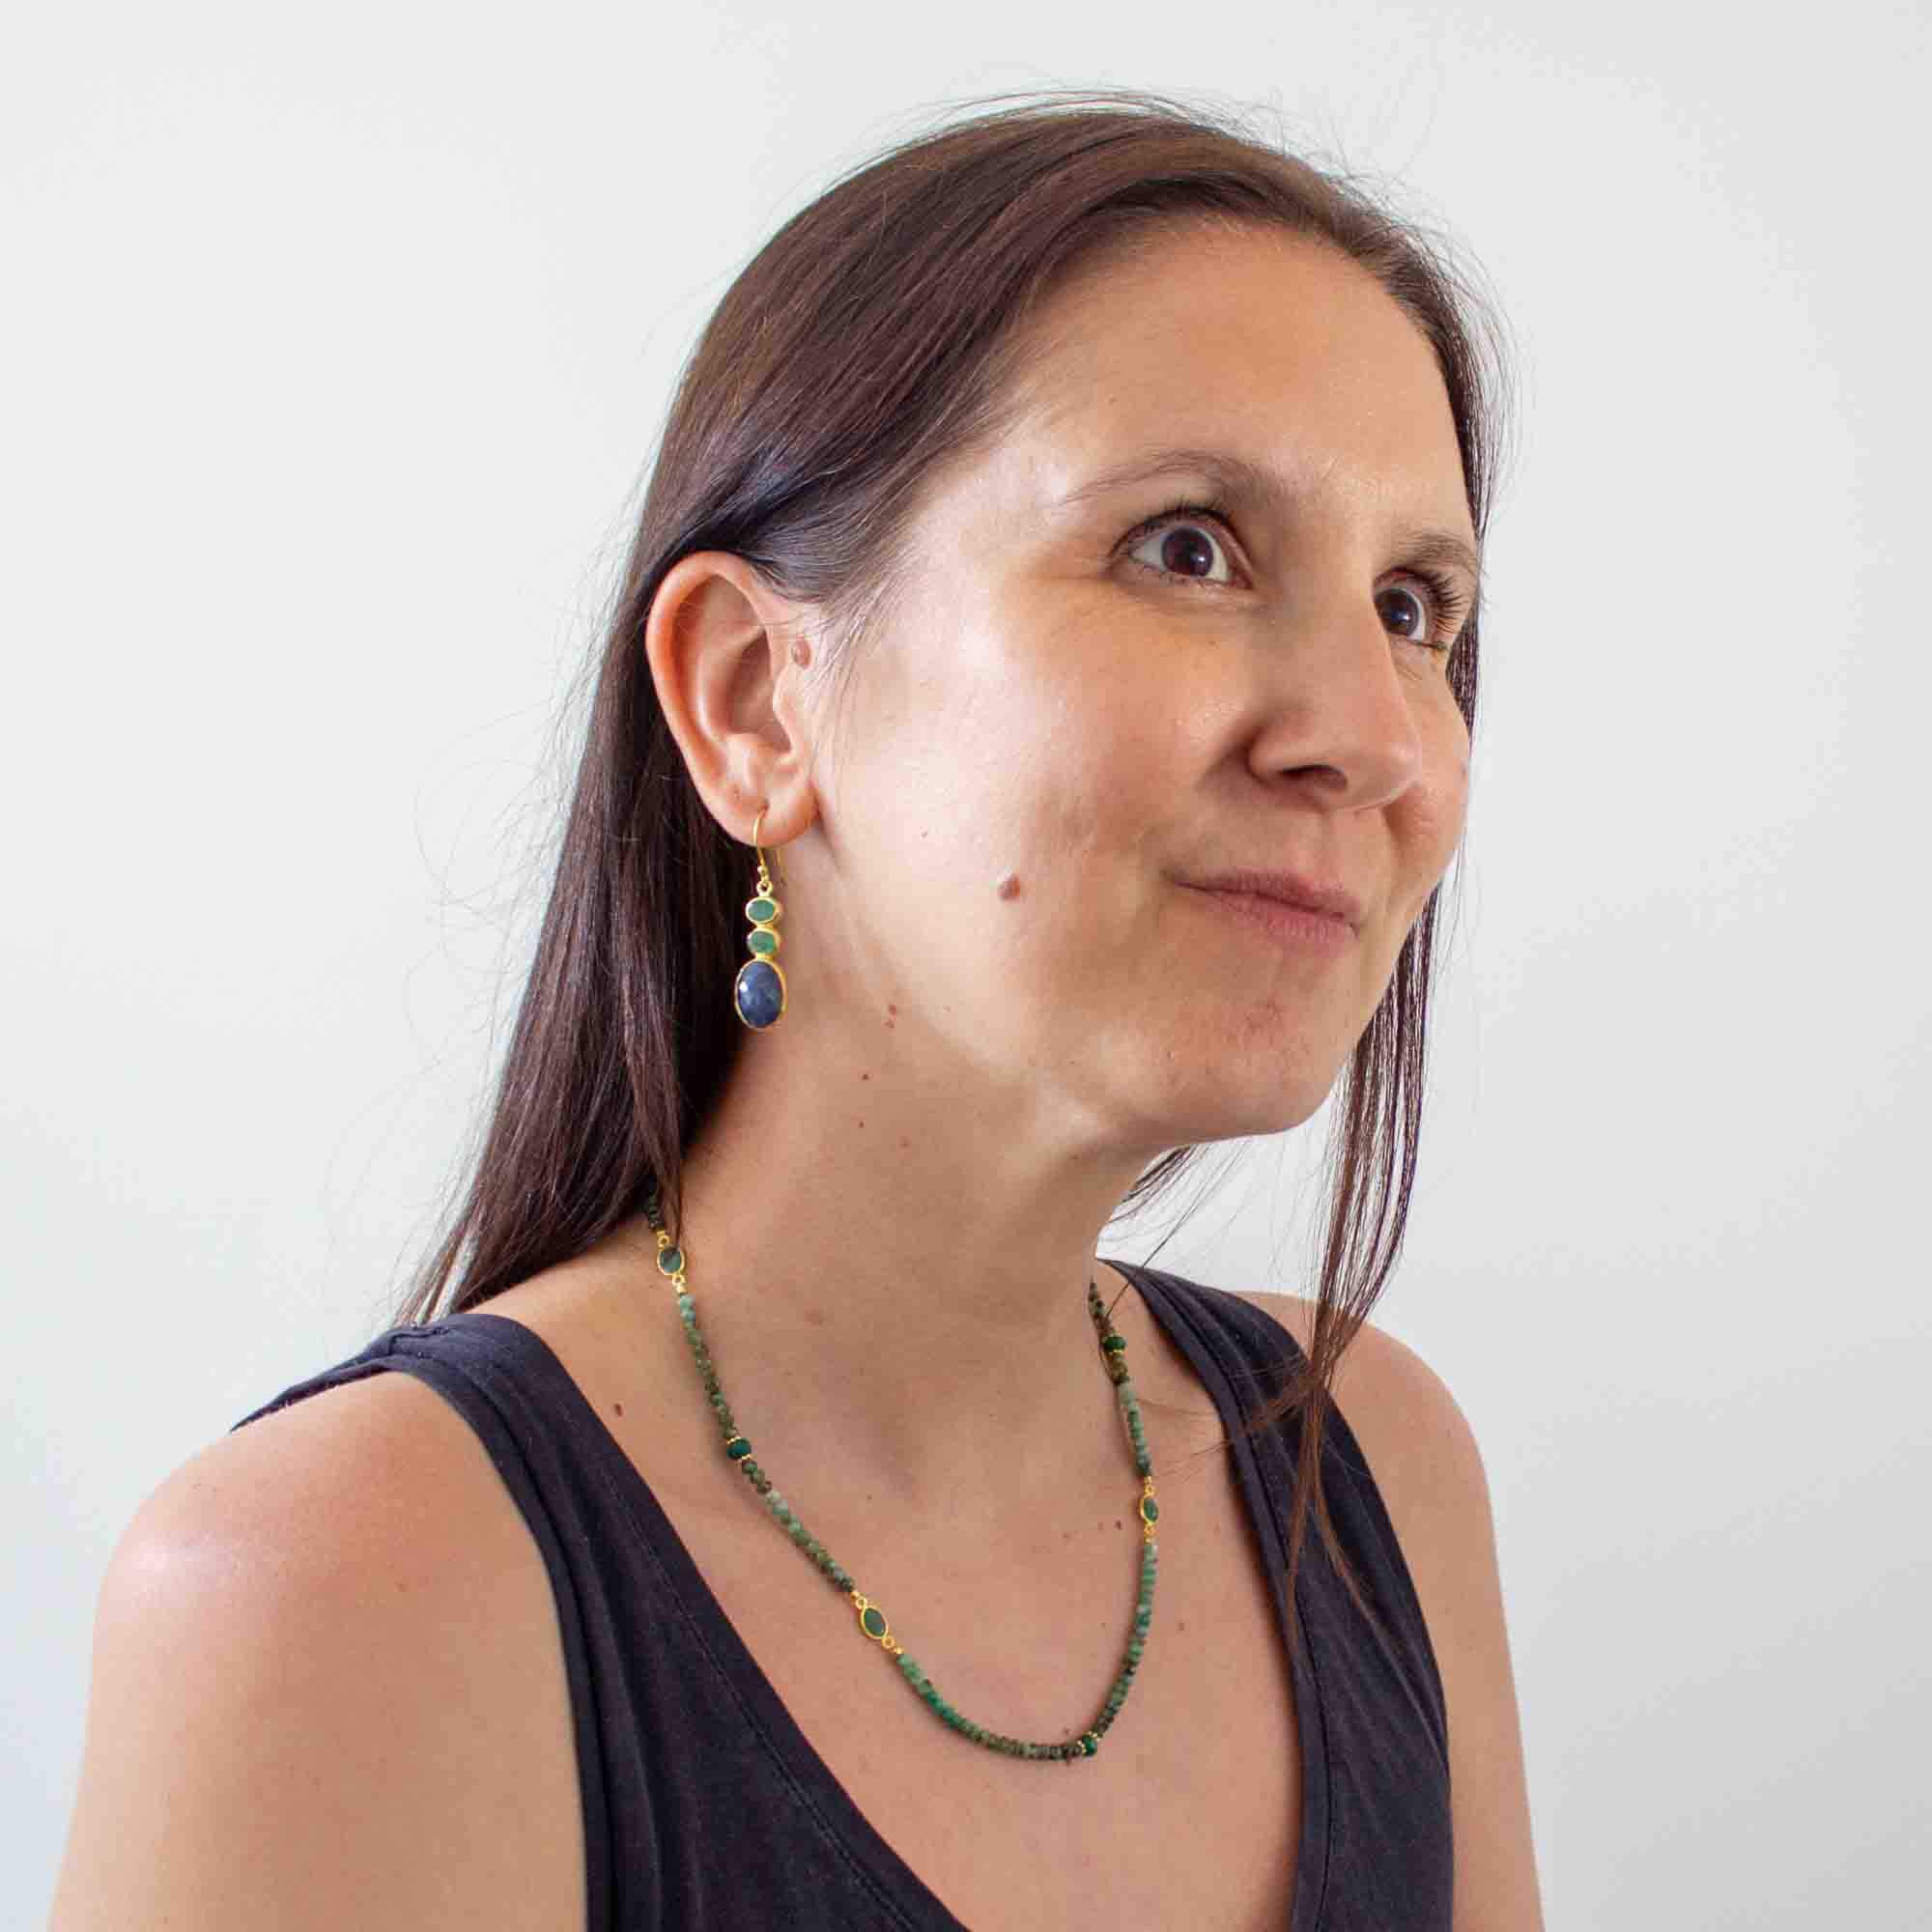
xmin=644 ymin=550 xmax=817 ymax=846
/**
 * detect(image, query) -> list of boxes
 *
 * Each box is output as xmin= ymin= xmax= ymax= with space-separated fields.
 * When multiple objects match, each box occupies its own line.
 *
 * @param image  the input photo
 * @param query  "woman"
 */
xmin=50 ymin=93 xmax=1540 ymax=1930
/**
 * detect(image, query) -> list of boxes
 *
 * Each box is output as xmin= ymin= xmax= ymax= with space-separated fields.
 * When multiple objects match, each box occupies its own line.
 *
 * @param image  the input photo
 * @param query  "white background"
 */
xmin=7 ymin=4 xmax=1927 ymax=1925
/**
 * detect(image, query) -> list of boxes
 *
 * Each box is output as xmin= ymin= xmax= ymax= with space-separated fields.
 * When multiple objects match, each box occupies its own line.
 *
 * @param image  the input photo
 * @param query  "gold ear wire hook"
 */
xmin=753 ymin=806 xmax=784 ymax=889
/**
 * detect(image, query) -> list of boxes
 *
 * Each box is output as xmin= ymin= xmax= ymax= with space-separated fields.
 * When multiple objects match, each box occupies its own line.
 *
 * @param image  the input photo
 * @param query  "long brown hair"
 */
xmin=390 ymin=88 xmax=1517 ymax=1628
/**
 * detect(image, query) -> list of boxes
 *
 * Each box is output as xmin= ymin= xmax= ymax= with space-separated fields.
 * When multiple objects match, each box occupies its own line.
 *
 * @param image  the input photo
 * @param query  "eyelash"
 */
xmin=1121 ymin=497 xmax=1474 ymax=654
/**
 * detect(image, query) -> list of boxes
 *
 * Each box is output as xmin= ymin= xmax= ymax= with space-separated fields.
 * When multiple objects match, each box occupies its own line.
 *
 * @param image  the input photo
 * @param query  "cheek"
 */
xmin=958 ymin=607 xmax=1172 ymax=859
xmin=846 ymin=676 xmax=1123 ymax=930
xmin=1395 ymin=711 xmax=1471 ymax=896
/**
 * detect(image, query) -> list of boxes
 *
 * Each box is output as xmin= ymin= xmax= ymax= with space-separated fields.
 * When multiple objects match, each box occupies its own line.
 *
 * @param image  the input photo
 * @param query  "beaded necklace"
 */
xmin=640 ymin=1190 xmax=1160 ymax=1761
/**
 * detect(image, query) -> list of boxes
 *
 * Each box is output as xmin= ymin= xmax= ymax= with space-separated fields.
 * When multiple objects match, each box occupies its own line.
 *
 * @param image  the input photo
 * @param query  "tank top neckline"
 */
xmin=437 ymin=1256 xmax=1330 ymax=1931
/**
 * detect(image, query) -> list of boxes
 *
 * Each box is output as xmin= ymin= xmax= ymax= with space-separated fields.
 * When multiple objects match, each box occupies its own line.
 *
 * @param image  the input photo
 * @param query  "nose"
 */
xmin=1248 ymin=594 xmax=1428 ymax=812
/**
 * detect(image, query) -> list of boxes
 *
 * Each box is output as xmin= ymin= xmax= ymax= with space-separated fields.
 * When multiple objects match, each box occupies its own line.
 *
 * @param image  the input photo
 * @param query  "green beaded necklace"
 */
xmin=639 ymin=1190 xmax=1160 ymax=1762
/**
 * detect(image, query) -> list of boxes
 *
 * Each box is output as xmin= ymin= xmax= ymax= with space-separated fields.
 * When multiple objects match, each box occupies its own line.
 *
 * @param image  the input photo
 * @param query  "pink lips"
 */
xmin=1180 ymin=868 xmax=1366 ymax=932
xmin=1186 ymin=885 xmax=1358 ymax=952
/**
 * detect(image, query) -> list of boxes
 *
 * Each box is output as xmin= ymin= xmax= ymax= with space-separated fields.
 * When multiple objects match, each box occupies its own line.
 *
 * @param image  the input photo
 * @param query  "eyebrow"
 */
xmin=1055 ymin=445 xmax=1484 ymax=608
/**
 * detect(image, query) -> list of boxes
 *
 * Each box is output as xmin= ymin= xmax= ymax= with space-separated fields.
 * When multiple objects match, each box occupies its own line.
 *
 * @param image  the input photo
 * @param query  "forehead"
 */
xmin=987 ymin=221 xmax=1470 ymax=535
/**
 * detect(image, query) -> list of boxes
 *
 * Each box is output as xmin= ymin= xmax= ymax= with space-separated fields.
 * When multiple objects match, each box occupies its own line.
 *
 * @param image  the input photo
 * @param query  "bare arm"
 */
xmin=1241 ymin=1294 xmax=1545 ymax=1931
xmin=46 ymin=1372 xmax=583 ymax=1931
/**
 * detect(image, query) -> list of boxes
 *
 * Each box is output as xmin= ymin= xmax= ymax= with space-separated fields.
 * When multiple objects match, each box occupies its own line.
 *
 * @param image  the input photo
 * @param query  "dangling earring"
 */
xmin=732 ymin=804 xmax=787 ymax=1031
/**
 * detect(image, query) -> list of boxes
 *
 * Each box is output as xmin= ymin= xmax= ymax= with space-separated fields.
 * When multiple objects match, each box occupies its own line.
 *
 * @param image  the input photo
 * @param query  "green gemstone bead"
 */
xmin=1142 ymin=1496 xmax=1159 ymax=1523
xmin=657 ymin=1246 xmax=684 ymax=1274
xmin=747 ymin=896 xmax=779 ymax=923
xmin=861 ymin=1605 xmax=888 ymax=1639
xmin=748 ymin=928 xmax=778 ymax=956
xmin=726 ymin=1437 xmax=753 ymax=1460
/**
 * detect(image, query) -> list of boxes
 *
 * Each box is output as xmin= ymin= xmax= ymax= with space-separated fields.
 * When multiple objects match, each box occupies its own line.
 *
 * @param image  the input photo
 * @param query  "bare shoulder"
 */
xmin=48 ymin=1368 xmax=583 ymax=1931
xmin=1229 ymin=1293 xmax=1482 ymax=1521
xmin=1225 ymin=1291 xmax=1489 ymax=1554
xmin=1229 ymin=1291 xmax=1545 ymax=1931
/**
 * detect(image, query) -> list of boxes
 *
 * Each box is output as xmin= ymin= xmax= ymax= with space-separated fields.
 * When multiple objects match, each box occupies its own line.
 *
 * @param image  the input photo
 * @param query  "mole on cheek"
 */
xmin=996 ymin=871 xmax=1022 ymax=900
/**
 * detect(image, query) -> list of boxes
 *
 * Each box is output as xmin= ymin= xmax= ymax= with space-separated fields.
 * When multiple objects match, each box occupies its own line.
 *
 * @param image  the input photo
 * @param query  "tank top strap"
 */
xmin=1116 ymin=1262 xmax=1452 ymax=1929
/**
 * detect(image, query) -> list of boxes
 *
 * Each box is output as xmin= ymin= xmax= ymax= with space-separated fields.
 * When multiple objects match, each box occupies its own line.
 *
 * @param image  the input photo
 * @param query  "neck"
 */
xmin=616 ymin=1013 xmax=1178 ymax=1523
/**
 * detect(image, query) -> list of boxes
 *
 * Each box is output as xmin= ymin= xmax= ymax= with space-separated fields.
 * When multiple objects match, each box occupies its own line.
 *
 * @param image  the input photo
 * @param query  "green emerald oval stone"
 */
xmin=747 ymin=896 xmax=779 ymax=923
xmin=656 ymin=1246 xmax=684 ymax=1274
xmin=748 ymin=928 xmax=778 ymax=955
xmin=1142 ymin=1497 xmax=1160 ymax=1522
xmin=861 ymin=1605 xmax=888 ymax=1639
xmin=726 ymin=1437 xmax=753 ymax=1460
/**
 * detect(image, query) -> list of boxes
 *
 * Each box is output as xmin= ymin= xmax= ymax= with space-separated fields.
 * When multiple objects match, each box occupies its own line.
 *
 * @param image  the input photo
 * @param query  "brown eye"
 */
xmin=1124 ymin=515 xmax=1236 ymax=586
xmin=1378 ymin=582 xmax=1431 ymax=641
xmin=1378 ymin=567 xmax=1468 ymax=655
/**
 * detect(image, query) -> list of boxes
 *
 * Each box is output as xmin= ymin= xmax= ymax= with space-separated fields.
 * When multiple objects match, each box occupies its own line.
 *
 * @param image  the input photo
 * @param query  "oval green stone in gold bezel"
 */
xmin=747 ymin=927 xmax=780 ymax=956
xmin=860 ymin=1605 xmax=889 ymax=1640
xmin=746 ymin=895 xmax=781 ymax=923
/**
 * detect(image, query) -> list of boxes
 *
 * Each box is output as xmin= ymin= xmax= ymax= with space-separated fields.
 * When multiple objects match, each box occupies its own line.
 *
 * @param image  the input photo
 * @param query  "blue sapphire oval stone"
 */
xmin=734 ymin=958 xmax=784 ymax=1028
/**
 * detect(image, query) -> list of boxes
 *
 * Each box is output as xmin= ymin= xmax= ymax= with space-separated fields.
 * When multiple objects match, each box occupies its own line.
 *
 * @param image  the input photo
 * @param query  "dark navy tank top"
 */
xmin=231 ymin=1260 xmax=1450 ymax=1929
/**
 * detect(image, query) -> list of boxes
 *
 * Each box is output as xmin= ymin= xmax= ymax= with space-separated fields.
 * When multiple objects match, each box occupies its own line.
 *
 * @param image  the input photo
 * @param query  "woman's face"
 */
xmin=810 ymin=220 xmax=1477 ymax=1151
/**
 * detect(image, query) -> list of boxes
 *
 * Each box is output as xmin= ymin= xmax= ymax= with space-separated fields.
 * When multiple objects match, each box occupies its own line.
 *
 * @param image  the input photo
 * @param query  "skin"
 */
xmin=49 ymin=218 xmax=1541 ymax=1930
